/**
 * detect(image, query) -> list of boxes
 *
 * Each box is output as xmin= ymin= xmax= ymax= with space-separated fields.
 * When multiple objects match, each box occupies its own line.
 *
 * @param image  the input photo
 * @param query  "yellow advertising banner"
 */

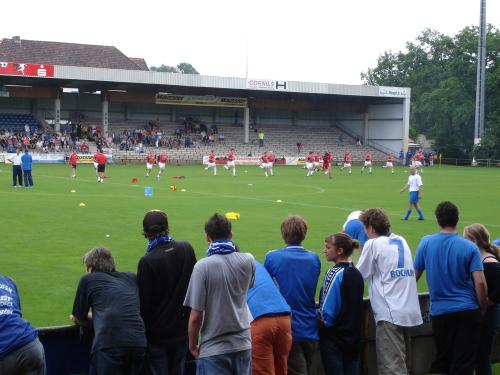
xmin=155 ymin=93 xmax=247 ymax=108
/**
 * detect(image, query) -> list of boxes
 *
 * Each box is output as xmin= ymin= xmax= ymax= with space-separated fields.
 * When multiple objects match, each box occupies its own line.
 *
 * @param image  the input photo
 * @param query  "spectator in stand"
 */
xmin=246 ymin=261 xmax=292 ymax=375
xmin=318 ymin=233 xmax=364 ymax=375
xmin=356 ymin=208 xmax=422 ymax=375
xmin=138 ymin=210 xmax=197 ymax=375
xmin=463 ymin=224 xmax=500 ymax=375
xmin=71 ymin=247 xmax=147 ymax=375
xmin=8 ymin=148 xmax=23 ymax=188
xmin=21 ymin=149 xmax=34 ymax=189
xmin=414 ymin=202 xmax=488 ymax=375
xmin=399 ymin=149 xmax=404 ymax=164
xmin=342 ymin=211 xmax=368 ymax=248
xmin=0 ymin=274 xmax=45 ymax=374
xmin=80 ymin=142 xmax=89 ymax=154
xmin=264 ymin=215 xmax=321 ymax=375
xmin=258 ymin=131 xmax=265 ymax=147
xmin=184 ymin=213 xmax=255 ymax=375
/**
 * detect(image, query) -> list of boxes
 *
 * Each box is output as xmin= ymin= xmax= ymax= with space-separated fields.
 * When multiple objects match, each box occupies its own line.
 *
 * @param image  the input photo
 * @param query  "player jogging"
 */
xmin=306 ymin=151 xmax=315 ymax=177
xmin=204 ymin=150 xmax=217 ymax=176
xmin=361 ymin=151 xmax=372 ymax=174
xmin=400 ymin=166 xmax=424 ymax=220
xmin=340 ymin=151 xmax=352 ymax=174
xmin=224 ymin=149 xmax=236 ymax=176
xmin=322 ymin=152 xmax=333 ymax=179
xmin=267 ymin=151 xmax=275 ymax=176
xmin=384 ymin=153 xmax=395 ymax=174
xmin=146 ymin=153 xmax=155 ymax=177
xmin=92 ymin=151 xmax=99 ymax=177
xmin=157 ymin=151 xmax=168 ymax=179
xmin=69 ymin=151 xmax=79 ymax=178
xmin=95 ymin=149 xmax=107 ymax=183
xmin=314 ymin=152 xmax=321 ymax=172
xmin=412 ymin=151 xmax=424 ymax=174
xmin=260 ymin=153 xmax=270 ymax=177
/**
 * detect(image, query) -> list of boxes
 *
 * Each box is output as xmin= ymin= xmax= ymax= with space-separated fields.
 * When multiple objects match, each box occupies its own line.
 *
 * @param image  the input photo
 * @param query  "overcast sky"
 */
xmin=1 ymin=0 xmax=499 ymax=85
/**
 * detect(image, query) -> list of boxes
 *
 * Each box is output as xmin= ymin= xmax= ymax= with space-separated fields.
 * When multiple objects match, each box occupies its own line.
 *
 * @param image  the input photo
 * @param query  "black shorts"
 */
xmin=71 ymin=164 xmax=77 ymax=169
xmin=430 ymin=309 xmax=481 ymax=374
xmin=97 ymin=164 xmax=105 ymax=173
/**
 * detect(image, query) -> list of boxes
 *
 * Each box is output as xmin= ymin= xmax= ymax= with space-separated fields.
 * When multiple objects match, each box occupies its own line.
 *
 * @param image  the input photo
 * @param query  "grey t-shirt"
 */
xmin=183 ymin=252 xmax=255 ymax=358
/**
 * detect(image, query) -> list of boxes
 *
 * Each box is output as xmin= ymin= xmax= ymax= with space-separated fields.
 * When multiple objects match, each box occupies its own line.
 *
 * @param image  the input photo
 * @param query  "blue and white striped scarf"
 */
xmin=146 ymin=235 xmax=174 ymax=254
xmin=206 ymin=240 xmax=237 ymax=257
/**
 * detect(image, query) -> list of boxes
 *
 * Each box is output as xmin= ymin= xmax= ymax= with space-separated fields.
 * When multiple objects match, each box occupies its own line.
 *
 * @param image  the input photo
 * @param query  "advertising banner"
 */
xmin=202 ymin=156 xmax=289 ymax=166
xmin=156 ymin=93 xmax=247 ymax=108
xmin=0 ymin=62 xmax=54 ymax=78
xmin=73 ymin=153 xmax=113 ymax=164
xmin=246 ymin=79 xmax=288 ymax=91
xmin=2 ymin=153 xmax=112 ymax=164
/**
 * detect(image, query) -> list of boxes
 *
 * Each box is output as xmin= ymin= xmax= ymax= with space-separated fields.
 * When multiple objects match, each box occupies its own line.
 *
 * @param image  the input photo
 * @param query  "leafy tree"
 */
xmin=362 ymin=25 xmax=500 ymax=158
xmin=150 ymin=63 xmax=199 ymax=74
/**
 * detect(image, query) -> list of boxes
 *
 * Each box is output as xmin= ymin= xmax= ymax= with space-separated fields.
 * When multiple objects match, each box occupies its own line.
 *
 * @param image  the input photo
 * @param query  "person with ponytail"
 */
xmin=318 ymin=233 xmax=364 ymax=375
xmin=463 ymin=224 xmax=500 ymax=375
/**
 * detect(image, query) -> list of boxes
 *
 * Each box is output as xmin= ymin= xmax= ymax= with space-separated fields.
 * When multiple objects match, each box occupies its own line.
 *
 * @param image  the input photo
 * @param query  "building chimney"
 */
xmin=12 ymin=36 xmax=21 ymax=44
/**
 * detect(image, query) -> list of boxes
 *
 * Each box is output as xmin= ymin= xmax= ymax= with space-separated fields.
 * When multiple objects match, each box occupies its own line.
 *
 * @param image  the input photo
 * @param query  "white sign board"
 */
xmin=378 ymin=87 xmax=410 ymax=98
xmin=246 ymin=79 xmax=288 ymax=91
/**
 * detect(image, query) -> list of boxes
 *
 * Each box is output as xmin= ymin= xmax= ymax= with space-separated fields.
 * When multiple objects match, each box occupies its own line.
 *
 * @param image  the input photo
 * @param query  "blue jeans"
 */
xmin=90 ymin=346 xmax=145 ymax=375
xmin=197 ymin=349 xmax=251 ymax=375
xmin=476 ymin=304 xmax=500 ymax=375
xmin=319 ymin=337 xmax=359 ymax=375
xmin=141 ymin=340 xmax=188 ymax=375
xmin=23 ymin=170 xmax=33 ymax=187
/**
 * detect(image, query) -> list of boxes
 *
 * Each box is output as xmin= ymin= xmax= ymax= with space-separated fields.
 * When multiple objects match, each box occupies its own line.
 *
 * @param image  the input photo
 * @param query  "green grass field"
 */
xmin=1 ymin=162 xmax=499 ymax=327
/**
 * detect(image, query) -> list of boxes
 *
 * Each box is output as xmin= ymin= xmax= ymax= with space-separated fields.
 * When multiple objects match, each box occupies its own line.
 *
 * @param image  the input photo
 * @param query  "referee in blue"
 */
xmin=21 ymin=149 xmax=34 ymax=188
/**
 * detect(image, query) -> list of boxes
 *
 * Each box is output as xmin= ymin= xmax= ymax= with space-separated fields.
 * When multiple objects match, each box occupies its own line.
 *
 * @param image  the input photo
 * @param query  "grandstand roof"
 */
xmin=0 ymin=36 xmax=148 ymax=71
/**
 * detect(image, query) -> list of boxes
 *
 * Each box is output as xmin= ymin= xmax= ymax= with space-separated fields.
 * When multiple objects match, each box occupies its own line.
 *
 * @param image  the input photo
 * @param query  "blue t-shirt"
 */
xmin=493 ymin=239 xmax=500 ymax=247
xmin=0 ymin=276 xmax=38 ymax=359
xmin=344 ymin=219 xmax=368 ymax=247
xmin=414 ymin=233 xmax=483 ymax=316
xmin=264 ymin=245 xmax=321 ymax=342
xmin=247 ymin=261 xmax=291 ymax=319
xmin=21 ymin=153 xmax=33 ymax=171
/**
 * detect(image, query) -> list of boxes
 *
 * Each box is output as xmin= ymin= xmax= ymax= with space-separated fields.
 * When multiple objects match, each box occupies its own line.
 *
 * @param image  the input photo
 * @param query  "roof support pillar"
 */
xmin=102 ymin=92 xmax=109 ymax=136
xmin=363 ymin=112 xmax=369 ymax=146
xmin=243 ymin=107 xmax=250 ymax=144
xmin=402 ymin=98 xmax=410 ymax=153
xmin=54 ymin=92 xmax=61 ymax=133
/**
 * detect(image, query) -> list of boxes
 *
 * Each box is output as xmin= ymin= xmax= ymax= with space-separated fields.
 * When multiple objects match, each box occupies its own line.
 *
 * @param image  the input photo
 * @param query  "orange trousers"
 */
xmin=251 ymin=314 xmax=292 ymax=375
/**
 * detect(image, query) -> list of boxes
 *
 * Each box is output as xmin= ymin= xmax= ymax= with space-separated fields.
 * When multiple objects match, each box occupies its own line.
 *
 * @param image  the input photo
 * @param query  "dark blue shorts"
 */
xmin=409 ymin=191 xmax=419 ymax=204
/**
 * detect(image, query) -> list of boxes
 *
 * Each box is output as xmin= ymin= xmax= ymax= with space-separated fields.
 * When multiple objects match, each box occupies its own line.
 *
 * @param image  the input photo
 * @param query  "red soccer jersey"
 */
xmin=344 ymin=153 xmax=351 ymax=163
xmin=80 ymin=144 xmax=89 ymax=152
xmin=208 ymin=152 xmax=215 ymax=163
xmin=227 ymin=151 xmax=235 ymax=161
xmin=146 ymin=154 xmax=155 ymax=164
xmin=69 ymin=153 xmax=79 ymax=165
xmin=96 ymin=153 xmax=107 ymax=165
xmin=365 ymin=153 xmax=372 ymax=161
xmin=93 ymin=153 xmax=98 ymax=162
xmin=387 ymin=154 xmax=393 ymax=162
xmin=261 ymin=155 xmax=269 ymax=163
xmin=158 ymin=153 xmax=168 ymax=163
xmin=306 ymin=154 xmax=315 ymax=163
xmin=323 ymin=154 xmax=333 ymax=165
xmin=314 ymin=154 xmax=321 ymax=162
xmin=267 ymin=154 xmax=275 ymax=163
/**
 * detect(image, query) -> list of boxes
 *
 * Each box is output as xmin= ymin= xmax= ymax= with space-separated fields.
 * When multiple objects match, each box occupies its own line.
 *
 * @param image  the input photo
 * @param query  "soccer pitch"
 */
xmin=1 ymin=163 xmax=499 ymax=327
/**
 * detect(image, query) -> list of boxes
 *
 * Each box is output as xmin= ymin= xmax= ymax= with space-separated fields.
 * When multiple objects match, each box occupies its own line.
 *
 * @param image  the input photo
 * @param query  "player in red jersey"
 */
xmin=157 ymin=151 xmax=168 ymax=179
xmin=95 ymin=149 xmax=107 ymax=183
xmin=224 ymin=149 xmax=236 ymax=176
xmin=146 ymin=153 xmax=155 ymax=177
xmin=92 ymin=152 xmax=99 ymax=177
xmin=361 ymin=151 xmax=372 ymax=174
xmin=340 ymin=151 xmax=352 ymax=174
xmin=267 ymin=151 xmax=275 ymax=176
xmin=69 ymin=151 xmax=79 ymax=178
xmin=412 ymin=151 xmax=424 ymax=174
xmin=314 ymin=152 xmax=322 ymax=171
xmin=306 ymin=151 xmax=316 ymax=177
xmin=204 ymin=150 xmax=217 ymax=176
xmin=322 ymin=152 xmax=333 ymax=179
xmin=260 ymin=153 xmax=270 ymax=177
xmin=383 ymin=153 xmax=395 ymax=174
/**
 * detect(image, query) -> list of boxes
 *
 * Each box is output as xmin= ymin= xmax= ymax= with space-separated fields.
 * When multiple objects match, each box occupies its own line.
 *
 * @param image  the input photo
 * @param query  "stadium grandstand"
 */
xmin=0 ymin=36 xmax=410 ymax=164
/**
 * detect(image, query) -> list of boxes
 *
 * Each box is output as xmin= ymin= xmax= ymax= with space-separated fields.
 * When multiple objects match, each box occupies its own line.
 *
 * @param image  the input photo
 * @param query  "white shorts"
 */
xmin=158 ymin=162 xmax=166 ymax=169
xmin=343 ymin=163 xmax=351 ymax=168
xmin=146 ymin=163 xmax=153 ymax=170
xmin=206 ymin=162 xmax=215 ymax=168
xmin=227 ymin=160 xmax=235 ymax=168
xmin=306 ymin=162 xmax=314 ymax=170
xmin=266 ymin=162 xmax=273 ymax=169
xmin=313 ymin=162 xmax=320 ymax=168
xmin=414 ymin=161 xmax=422 ymax=168
xmin=364 ymin=161 xmax=372 ymax=167
xmin=386 ymin=162 xmax=393 ymax=168
xmin=93 ymin=162 xmax=98 ymax=169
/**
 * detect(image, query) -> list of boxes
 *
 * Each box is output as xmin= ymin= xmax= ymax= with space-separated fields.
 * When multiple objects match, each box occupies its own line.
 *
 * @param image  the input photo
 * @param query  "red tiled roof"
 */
xmin=0 ymin=37 xmax=149 ymax=71
xmin=129 ymin=57 xmax=149 ymax=71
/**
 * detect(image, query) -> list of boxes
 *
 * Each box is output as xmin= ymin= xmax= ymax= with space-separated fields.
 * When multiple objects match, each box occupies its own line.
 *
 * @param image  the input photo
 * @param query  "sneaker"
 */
xmin=418 ymin=217 xmax=425 ymax=221
xmin=401 ymin=218 xmax=408 ymax=221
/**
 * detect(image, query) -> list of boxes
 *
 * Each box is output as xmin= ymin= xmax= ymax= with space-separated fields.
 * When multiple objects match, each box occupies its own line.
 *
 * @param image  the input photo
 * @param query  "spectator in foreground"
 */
xmin=318 ymin=233 xmax=364 ymax=375
xmin=0 ymin=274 xmax=45 ymax=374
xmin=21 ymin=149 xmax=34 ymax=188
xmin=264 ymin=215 xmax=321 ymax=375
xmin=246 ymin=261 xmax=292 ymax=375
xmin=71 ymin=247 xmax=147 ymax=375
xmin=414 ymin=202 xmax=488 ymax=375
xmin=184 ymin=214 xmax=255 ymax=375
xmin=137 ymin=210 xmax=197 ymax=375
xmin=356 ymin=208 xmax=422 ymax=375
xmin=463 ymin=223 xmax=499 ymax=375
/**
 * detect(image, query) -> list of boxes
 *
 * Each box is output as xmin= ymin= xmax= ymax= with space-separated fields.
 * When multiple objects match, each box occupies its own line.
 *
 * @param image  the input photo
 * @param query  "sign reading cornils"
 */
xmin=0 ymin=62 xmax=54 ymax=78
xmin=156 ymin=93 xmax=247 ymax=108
xmin=246 ymin=79 xmax=288 ymax=91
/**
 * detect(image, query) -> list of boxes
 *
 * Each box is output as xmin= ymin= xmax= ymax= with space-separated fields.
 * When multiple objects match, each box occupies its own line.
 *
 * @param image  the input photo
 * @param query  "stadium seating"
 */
xmin=0 ymin=113 xmax=40 ymax=132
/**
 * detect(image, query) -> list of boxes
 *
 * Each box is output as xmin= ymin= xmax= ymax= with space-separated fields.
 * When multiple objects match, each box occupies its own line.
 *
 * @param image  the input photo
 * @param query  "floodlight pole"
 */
xmin=474 ymin=0 xmax=487 ymax=145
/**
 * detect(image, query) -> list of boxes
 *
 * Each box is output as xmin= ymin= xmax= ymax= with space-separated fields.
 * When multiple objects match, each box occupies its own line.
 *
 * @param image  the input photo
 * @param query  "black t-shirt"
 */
xmin=72 ymin=272 xmax=146 ymax=353
xmin=483 ymin=258 xmax=500 ymax=304
xmin=137 ymin=240 xmax=196 ymax=345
